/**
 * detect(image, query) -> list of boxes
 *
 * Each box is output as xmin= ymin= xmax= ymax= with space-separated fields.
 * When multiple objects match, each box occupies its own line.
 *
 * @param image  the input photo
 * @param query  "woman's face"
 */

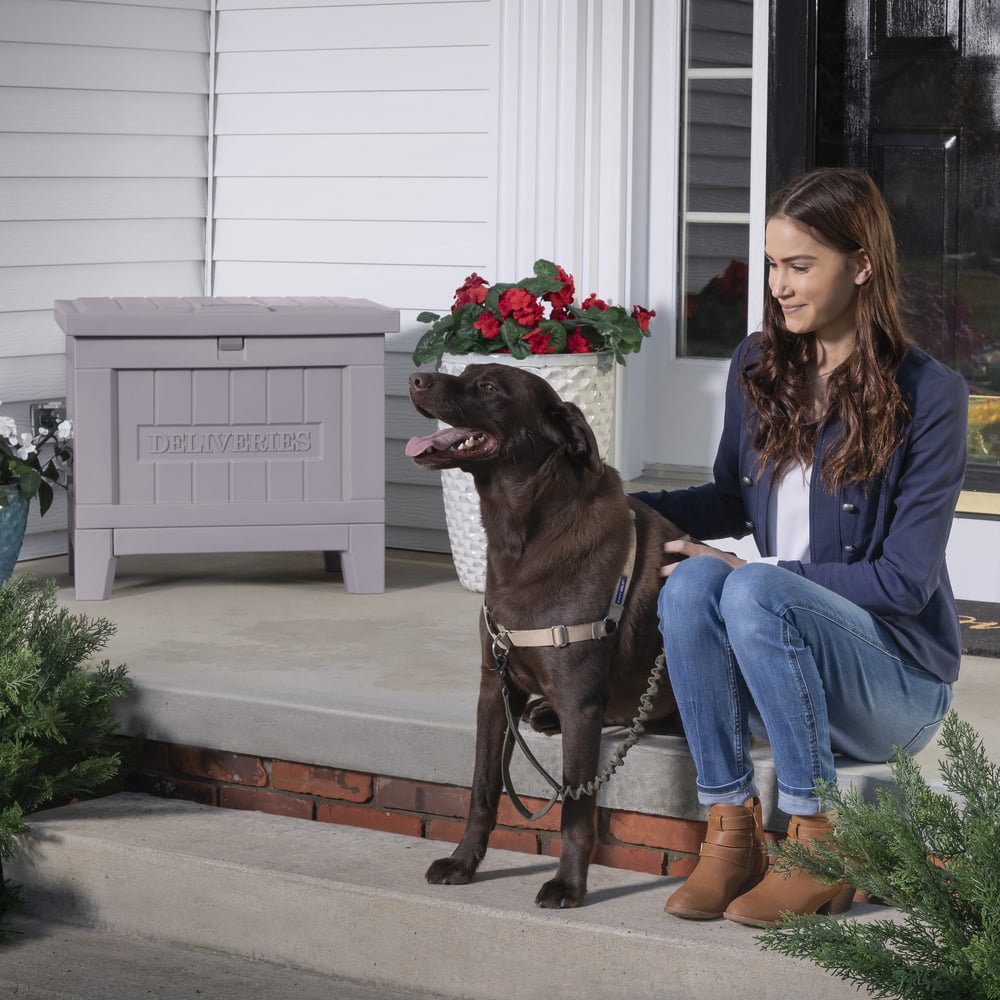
xmin=765 ymin=217 xmax=871 ymax=346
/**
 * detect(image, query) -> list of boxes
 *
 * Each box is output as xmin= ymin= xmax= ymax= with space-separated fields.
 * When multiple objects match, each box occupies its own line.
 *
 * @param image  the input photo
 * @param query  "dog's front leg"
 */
xmin=425 ymin=668 xmax=525 ymax=886
xmin=534 ymin=694 xmax=604 ymax=909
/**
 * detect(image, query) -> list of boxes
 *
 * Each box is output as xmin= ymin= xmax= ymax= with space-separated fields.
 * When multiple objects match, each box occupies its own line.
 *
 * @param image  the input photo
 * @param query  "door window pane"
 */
xmin=876 ymin=139 xmax=1000 ymax=472
xmin=686 ymin=78 xmax=753 ymax=214
xmin=813 ymin=0 xmax=1000 ymax=489
xmin=678 ymin=0 xmax=755 ymax=359
xmin=689 ymin=0 xmax=754 ymax=68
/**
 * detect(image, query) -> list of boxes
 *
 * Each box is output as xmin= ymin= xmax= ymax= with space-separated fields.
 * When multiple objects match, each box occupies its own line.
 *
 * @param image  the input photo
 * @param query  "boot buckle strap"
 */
xmin=707 ymin=828 xmax=760 ymax=849
xmin=699 ymin=842 xmax=752 ymax=867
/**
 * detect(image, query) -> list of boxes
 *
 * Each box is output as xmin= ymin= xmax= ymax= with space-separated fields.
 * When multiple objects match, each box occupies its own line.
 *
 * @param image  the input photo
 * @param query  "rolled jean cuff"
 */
xmin=777 ymin=781 xmax=831 ymax=817
xmin=696 ymin=776 xmax=759 ymax=808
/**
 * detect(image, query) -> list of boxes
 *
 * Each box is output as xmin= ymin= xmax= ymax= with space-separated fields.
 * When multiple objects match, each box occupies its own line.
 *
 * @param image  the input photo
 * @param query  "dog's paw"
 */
xmin=426 ymin=857 xmax=476 ymax=885
xmin=525 ymin=698 xmax=562 ymax=735
xmin=535 ymin=878 xmax=585 ymax=909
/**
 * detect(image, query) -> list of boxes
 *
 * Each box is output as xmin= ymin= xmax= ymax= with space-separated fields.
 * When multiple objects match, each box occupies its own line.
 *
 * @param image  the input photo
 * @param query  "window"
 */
xmin=677 ymin=0 xmax=755 ymax=359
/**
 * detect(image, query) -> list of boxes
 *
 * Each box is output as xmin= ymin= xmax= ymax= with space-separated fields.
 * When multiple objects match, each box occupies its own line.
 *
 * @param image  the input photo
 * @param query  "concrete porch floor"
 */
xmin=14 ymin=547 xmax=999 ymax=830
xmin=5 ymin=547 xmax=998 ymax=1000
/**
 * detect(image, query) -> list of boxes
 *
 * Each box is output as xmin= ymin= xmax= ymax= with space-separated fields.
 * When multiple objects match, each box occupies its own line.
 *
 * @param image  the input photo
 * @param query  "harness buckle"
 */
xmin=550 ymin=625 xmax=570 ymax=648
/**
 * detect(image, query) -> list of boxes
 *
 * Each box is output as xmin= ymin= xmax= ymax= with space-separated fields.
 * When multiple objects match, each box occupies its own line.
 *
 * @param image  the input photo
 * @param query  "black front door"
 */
xmin=770 ymin=0 xmax=1000 ymax=492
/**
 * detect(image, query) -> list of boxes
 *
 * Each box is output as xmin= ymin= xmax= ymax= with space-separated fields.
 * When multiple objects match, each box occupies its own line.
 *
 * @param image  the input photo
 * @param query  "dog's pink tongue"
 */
xmin=405 ymin=427 xmax=470 ymax=458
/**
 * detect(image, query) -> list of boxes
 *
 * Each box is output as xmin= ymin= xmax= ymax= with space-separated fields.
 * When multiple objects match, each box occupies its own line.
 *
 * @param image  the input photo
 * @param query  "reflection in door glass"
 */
xmin=814 ymin=0 xmax=1000 ymax=478
xmin=677 ymin=0 xmax=755 ymax=359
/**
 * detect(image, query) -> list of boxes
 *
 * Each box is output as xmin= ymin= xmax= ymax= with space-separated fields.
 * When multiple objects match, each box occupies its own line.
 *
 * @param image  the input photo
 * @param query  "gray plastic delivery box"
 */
xmin=56 ymin=296 xmax=398 ymax=601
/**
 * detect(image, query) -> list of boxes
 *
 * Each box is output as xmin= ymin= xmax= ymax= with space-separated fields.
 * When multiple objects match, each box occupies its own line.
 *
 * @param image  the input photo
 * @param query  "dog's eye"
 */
xmin=479 ymin=380 xmax=497 ymax=392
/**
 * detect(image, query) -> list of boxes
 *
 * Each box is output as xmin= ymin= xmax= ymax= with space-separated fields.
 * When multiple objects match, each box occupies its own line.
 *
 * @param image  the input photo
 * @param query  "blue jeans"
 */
xmin=657 ymin=557 xmax=953 ymax=816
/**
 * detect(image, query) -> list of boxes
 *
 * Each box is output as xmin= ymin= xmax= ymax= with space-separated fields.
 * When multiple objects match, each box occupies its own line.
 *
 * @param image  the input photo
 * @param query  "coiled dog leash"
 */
xmin=494 ymin=648 xmax=667 ymax=820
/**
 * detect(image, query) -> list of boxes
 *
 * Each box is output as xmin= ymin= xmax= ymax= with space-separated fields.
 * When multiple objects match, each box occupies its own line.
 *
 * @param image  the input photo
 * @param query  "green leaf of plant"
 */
xmin=412 ymin=329 xmax=447 ymax=366
xmin=19 ymin=468 xmax=41 ymax=501
xmin=538 ymin=319 xmax=567 ymax=353
xmin=36 ymin=481 xmax=53 ymax=518
xmin=500 ymin=318 xmax=530 ymax=358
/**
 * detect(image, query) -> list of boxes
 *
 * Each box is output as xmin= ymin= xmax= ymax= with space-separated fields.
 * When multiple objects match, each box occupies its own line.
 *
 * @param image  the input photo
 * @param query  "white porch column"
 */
xmin=495 ymin=1 xmax=654 ymax=473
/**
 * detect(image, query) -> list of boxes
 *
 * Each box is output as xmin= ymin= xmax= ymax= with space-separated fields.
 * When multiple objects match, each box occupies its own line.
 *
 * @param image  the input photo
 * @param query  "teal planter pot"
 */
xmin=0 ymin=487 xmax=29 ymax=583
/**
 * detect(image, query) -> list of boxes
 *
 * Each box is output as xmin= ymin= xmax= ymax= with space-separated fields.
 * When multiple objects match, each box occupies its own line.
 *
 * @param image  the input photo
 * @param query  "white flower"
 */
xmin=0 ymin=415 xmax=17 ymax=439
xmin=15 ymin=433 xmax=37 ymax=460
xmin=56 ymin=419 xmax=73 ymax=442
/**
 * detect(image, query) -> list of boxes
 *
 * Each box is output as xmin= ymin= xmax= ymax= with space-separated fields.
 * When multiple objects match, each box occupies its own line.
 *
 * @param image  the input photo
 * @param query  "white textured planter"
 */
xmin=438 ymin=351 xmax=617 ymax=592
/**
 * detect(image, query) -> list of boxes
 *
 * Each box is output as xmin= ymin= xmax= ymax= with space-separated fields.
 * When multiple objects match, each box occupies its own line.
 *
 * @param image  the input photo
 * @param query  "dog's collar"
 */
xmin=482 ymin=512 xmax=638 ymax=651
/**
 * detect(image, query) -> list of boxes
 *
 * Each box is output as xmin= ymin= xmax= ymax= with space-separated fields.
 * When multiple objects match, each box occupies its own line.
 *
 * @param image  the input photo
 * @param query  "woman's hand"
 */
xmin=660 ymin=539 xmax=747 ymax=578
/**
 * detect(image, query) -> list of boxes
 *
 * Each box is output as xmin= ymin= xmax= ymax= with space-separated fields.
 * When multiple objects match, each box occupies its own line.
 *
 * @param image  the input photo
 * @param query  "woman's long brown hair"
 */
xmin=745 ymin=167 xmax=910 ymax=490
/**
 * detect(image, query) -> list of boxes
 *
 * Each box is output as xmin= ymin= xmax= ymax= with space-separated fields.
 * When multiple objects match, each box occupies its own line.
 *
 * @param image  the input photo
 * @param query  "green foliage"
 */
xmin=0 ymin=574 xmax=132 ymax=922
xmin=757 ymin=712 xmax=1000 ymax=1000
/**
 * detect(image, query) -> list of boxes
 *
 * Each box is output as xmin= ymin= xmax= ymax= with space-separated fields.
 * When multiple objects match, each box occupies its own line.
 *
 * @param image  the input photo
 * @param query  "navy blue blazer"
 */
xmin=634 ymin=334 xmax=969 ymax=683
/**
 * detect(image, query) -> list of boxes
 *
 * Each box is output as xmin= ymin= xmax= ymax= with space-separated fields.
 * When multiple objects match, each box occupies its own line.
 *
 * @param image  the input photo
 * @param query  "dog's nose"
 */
xmin=409 ymin=372 xmax=433 ymax=392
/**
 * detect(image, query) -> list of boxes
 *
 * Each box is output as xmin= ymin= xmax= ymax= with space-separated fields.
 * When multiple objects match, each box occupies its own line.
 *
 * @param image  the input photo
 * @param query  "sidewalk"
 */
xmin=2 ymin=912 xmax=453 ymax=1000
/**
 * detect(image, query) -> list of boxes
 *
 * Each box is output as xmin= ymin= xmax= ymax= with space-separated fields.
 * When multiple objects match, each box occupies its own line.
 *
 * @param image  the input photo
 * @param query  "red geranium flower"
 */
xmin=544 ymin=265 xmax=576 ymax=319
xmin=631 ymin=305 xmax=656 ymax=332
xmin=566 ymin=331 xmax=591 ymax=353
xmin=498 ymin=287 xmax=545 ymax=328
xmin=473 ymin=312 xmax=501 ymax=340
xmin=522 ymin=329 xmax=554 ymax=353
xmin=453 ymin=273 xmax=489 ymax=310
xmin=581 ymin=294 xmax=609 ymax=311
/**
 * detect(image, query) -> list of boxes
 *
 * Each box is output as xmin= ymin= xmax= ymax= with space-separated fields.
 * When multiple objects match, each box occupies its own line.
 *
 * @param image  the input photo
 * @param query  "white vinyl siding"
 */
xmin=0 ymin=0 xmax=210 ymax=558
xmin=212 ymin=0 xmax=500 ymax=551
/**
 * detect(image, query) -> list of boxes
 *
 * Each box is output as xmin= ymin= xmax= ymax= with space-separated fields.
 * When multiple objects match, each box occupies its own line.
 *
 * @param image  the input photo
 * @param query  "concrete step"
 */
xmin=1 ymin=915 xmax=451 ymax=1000
xmin=7 ymin=793 xmax=879 ymax=1000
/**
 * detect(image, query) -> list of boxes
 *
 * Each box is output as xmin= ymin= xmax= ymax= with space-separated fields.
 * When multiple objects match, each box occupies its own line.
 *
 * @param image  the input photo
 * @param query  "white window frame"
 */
xmin=638 ymin=0 xmax=769 ymax=474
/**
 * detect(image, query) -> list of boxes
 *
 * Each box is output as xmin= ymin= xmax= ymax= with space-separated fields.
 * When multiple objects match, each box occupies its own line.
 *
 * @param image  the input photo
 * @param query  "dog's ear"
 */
xmin=546 ymin=401 xmax=603 ymax=476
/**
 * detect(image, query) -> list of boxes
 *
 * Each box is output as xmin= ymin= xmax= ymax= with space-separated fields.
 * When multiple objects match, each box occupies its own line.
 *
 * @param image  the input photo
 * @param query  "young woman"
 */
xmin=634 ymin=167 xmax=968 ymax=928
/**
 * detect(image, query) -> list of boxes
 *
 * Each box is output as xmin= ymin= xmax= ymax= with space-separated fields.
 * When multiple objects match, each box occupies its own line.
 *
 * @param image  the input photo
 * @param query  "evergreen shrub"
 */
xmin=0 ymin=574 xmax=131 ymax=923
xmin=758 ymin=711 xmax=1000 ymax=999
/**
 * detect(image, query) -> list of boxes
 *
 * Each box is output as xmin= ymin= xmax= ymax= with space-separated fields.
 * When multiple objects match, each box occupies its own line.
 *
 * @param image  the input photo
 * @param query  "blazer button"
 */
xmin=842 ymin=503 xmax=858 ymax=513
xmin=844 ymin=544 xmax=857 ymax=553
xmin=745 ymin=520 xmax=754 ymax=531
xmin=742 ymin=475 xmax=753 ymax=486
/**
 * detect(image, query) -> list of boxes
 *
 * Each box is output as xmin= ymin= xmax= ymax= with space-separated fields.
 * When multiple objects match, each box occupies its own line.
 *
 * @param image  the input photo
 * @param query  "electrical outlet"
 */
xmin=29 ymin=400 xmax=67 ymax=434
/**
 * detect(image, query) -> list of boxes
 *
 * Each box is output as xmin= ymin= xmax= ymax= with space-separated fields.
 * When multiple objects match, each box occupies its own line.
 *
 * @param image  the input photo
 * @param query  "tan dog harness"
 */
xmin=481 ymin=512 xmax=638 ymax=651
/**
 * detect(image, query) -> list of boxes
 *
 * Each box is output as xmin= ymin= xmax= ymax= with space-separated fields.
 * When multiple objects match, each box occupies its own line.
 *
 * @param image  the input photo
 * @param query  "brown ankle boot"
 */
xmin=664 ymin=797 xmax=767 ymax=920
xmin=723 ymin=812 xmax=853 ymax=928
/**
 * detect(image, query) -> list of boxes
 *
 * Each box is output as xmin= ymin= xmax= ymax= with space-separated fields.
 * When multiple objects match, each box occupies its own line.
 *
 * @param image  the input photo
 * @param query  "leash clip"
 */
xmin=491 ymin=631 xmax=512 ymax=668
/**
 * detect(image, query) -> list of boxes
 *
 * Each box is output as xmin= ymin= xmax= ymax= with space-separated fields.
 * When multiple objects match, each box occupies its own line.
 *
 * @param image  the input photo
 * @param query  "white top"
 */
xmin=753 ymin=463 xmax=812 ymax=564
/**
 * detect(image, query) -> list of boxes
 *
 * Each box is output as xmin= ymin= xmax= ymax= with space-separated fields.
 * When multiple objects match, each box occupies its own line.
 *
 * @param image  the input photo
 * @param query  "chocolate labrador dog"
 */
xmin=407 ymin=362 xmax=682 ymax=908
